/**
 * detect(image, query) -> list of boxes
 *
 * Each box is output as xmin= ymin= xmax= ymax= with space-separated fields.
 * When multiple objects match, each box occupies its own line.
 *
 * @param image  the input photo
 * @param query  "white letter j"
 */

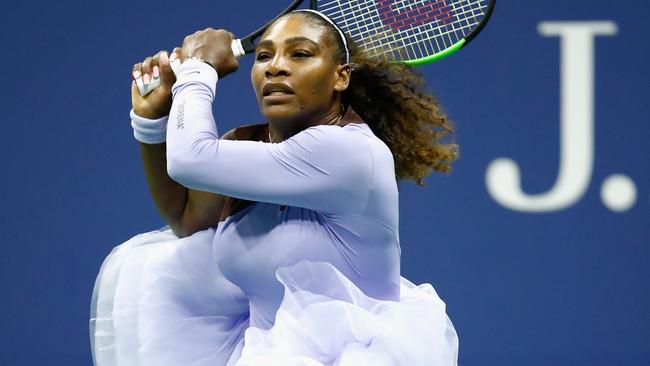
xmin=485 ymin=21 xmax=618 ymax=212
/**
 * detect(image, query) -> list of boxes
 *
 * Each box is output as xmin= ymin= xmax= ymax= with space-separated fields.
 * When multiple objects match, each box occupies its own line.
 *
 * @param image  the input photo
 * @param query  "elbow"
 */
xmin=168 ymin=217 xmax=214 ymax=239
xmin=168 ymin=220 xmax=190 ymax=238
xmin=167 ymin=155 xmax=196 ymax=187
xmin=160 ymin=206 xmax=192 ymax=239
xmin=167 ymin=135 xmax=219 ymax=188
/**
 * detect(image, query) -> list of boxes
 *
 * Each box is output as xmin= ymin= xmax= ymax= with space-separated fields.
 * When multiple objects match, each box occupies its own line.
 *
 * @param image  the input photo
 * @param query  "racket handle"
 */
xmin=231 ymin=39 xmax=245 ymax=59
xmin=137 ymin=39 xmax=246 ymax=96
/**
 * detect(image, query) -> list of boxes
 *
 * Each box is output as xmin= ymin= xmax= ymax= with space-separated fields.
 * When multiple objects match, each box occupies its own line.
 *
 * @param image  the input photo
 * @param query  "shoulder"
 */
xmin=286 ymin=123 xmax=375 ymax=160
xmin=271 ymin=124 xmax=373 ymax=183
xmin=337 ymin=123 xmax=397 ymax=187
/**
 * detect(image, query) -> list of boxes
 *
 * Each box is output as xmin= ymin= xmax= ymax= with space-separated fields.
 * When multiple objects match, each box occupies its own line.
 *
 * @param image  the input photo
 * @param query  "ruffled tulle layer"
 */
xmin=90 ymin=227 xmax=249 ymax=366
xmin=90 ymin=227 xmax=458 ymax=366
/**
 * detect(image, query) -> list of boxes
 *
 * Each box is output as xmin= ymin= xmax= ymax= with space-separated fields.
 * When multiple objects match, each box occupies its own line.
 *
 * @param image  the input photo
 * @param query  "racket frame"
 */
xmin=395 ymin=0 xmax=496 ymax=66
xmin=238 ymin=0 xmax=309 ymax=53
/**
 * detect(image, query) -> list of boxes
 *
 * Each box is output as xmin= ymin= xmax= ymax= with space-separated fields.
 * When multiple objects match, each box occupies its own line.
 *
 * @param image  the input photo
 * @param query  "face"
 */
xmin=251 ymin=15 xmax=349 ymax=128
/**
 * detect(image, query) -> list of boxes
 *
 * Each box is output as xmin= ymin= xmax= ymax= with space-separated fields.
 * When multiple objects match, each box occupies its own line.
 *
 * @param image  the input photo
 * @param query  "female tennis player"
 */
xmin=91 ymin=10 xmax=458 ymax=366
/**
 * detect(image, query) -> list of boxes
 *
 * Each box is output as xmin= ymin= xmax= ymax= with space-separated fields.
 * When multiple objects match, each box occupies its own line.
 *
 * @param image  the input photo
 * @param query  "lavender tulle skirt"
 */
xmin=90 ymin=227 xmax=458 ymax=366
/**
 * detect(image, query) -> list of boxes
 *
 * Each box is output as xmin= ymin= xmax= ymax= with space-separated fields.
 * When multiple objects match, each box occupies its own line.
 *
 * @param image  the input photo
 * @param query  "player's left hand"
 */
xmin=181 ymin=28 xmax=239 ymax=78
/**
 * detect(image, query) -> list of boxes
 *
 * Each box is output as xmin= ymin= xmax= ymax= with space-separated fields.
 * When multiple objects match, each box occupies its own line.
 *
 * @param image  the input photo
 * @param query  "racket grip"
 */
xmin=138 ymin=39 xmax=246 ymax=96
xmin=231 ymin=39 xmax=245 ymax=59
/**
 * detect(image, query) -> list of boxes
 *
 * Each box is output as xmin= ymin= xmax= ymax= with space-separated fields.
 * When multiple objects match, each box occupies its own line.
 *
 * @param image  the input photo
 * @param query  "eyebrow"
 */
xmin=256 ymin=36 xmax=320 ymax=50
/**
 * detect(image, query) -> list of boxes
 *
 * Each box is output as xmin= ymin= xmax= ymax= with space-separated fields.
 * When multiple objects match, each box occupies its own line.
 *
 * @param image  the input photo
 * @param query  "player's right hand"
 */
xmin=131 ymin=48 xmax=180 ymax=119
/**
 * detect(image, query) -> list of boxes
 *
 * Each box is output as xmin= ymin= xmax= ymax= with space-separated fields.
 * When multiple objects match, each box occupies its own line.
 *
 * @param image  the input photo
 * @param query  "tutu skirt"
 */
xmin=90 ymin=227 xmax=458 ymax=366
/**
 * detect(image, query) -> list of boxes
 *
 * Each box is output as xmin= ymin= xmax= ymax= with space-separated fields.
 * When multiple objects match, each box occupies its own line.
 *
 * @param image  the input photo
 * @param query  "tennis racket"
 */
xmin=138 ymin=0 xmax=495 ymax=96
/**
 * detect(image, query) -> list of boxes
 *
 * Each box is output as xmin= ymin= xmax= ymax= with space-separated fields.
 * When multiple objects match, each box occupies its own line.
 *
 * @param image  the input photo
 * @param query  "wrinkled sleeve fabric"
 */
xmin=166 ymin=60 xmax=373 ymax=214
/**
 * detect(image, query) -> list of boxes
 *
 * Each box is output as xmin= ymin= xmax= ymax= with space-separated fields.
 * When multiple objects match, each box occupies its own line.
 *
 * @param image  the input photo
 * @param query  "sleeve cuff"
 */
xmin=172 ymin=58 xmax=219 ymax=99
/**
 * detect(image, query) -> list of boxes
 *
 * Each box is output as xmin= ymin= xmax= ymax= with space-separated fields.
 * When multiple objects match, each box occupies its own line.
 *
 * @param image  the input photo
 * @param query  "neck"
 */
xmin=268 ymin=104 xmax=344 ymax=143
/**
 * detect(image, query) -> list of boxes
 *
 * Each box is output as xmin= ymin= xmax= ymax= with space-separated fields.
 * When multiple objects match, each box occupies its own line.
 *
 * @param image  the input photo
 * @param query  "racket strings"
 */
xmin=317 ymin=0 xmax=489 ymax=62
xmin=321 ymin=0 xmax=484 ymax=28
xmin=324 ymin=0 xmax=484 ymax=52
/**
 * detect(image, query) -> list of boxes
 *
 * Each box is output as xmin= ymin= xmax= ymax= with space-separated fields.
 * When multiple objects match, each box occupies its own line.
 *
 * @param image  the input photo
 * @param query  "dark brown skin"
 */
xmin=130 ymin=16 xmax=350 ymax=237
xmin=250 ymin=16 xmax=350 ymax=141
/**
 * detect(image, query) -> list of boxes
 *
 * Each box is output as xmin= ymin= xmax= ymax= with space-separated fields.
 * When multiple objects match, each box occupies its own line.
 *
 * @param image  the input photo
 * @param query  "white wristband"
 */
xmin=130 ymin=109 xmax=168 ymax=144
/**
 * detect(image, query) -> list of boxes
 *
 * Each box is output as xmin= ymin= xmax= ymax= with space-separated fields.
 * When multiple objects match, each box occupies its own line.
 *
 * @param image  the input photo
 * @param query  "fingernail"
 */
xmin=160 ymin=52 xmax=169 ymax=64
xmin=169 ymin=52 xmax=178 ymax=61
xmin=153 ymin=66 xmax=160 ymax=79
xmin=143 ymin=73 xmax=150 ymax=85
xmin=132 ymin=70 xmax=141 ymax=80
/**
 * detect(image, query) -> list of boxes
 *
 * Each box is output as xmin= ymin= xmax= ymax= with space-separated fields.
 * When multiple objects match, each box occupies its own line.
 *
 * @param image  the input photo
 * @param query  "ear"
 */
xmin=333 ymin=64 xmax=351 ymax=93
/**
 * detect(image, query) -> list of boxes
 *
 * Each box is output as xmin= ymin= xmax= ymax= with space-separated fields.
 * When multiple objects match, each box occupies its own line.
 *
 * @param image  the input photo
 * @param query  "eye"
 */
xmin=255 ymin=52 xmax=272 ymax=61
xmin=292 ymin=50 xmax=312 ymax=58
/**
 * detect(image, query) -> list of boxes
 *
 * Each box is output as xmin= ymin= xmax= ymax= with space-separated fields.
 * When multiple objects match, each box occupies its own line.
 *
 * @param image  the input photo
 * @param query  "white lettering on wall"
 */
xmin=485 ymin=21 xmax=618 ymax=212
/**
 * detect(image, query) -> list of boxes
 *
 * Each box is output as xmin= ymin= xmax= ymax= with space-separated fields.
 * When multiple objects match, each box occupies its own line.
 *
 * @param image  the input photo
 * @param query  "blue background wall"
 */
xmin=0 ymin=0 xmax=647 ymax=364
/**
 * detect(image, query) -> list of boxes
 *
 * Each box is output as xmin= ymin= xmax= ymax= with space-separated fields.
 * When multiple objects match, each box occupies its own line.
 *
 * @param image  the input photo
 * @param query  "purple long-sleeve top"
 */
xmin=166 ymin=60 xmax=401 ymax=329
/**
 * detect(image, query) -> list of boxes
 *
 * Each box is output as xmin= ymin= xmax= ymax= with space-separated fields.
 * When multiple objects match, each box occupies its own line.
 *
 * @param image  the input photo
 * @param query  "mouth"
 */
xmin=262 ymin=83 xmax=295 ymax=98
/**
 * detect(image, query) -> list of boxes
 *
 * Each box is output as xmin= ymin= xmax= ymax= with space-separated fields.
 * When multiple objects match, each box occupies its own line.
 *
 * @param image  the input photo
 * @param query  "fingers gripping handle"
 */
xmin=137 ymin=39 xmax=246 ymax=96
xmin=137 ymin=58 xmax=181 ymax=96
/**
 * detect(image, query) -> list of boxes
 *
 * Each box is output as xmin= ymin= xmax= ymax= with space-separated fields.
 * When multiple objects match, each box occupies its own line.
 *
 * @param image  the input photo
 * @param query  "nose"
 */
xmin=265 ymin=54 xmax=290 ymax=78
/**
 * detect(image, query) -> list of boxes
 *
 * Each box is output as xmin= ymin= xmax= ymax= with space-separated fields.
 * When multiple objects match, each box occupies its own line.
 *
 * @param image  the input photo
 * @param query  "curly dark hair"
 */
xmin=287 ymin=11 xmax=458 ymax=184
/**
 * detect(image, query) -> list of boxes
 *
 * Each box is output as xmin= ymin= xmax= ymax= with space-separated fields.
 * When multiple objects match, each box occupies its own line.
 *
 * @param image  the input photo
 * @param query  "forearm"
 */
xmin=139 ymin=142 xmax=188 ymax=234
xmin=166 ymin=60 xmax=221 ymax=190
